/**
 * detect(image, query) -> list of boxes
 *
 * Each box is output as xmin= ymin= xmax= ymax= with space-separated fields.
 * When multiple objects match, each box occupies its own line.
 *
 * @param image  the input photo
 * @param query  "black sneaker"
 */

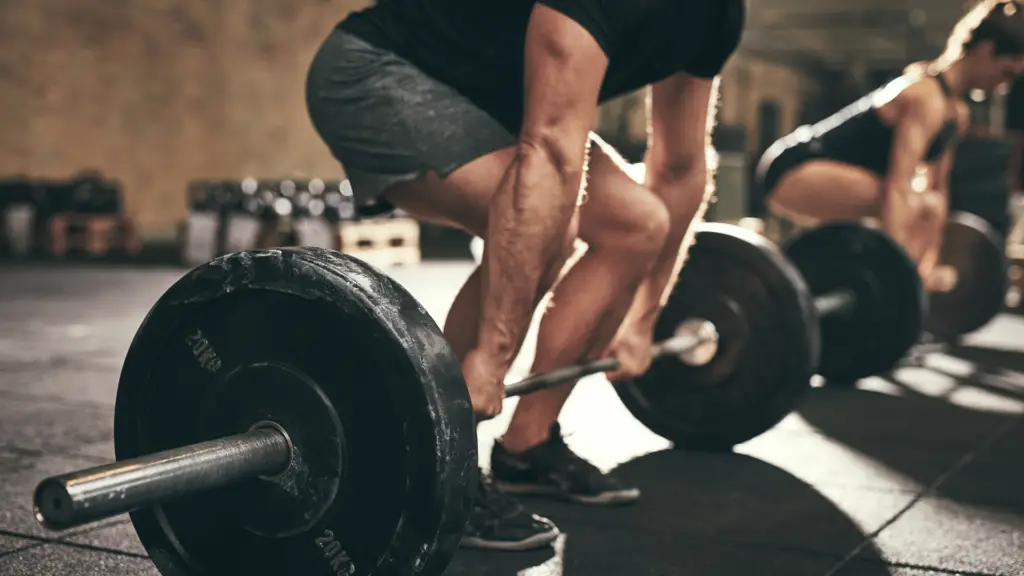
xmin=491 ymin=423 xmax=641 ymax=505
xmin=461 ymin=471 xmax=561 ymax=551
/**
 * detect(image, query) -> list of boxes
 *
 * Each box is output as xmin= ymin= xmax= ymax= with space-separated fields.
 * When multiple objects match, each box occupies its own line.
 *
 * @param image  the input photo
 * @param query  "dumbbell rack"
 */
xmin=0 ymin=174 xmax=139 ymax=260
xmin=182 ymin=178 xmax=422 ymax=267
xmin=1005 ymin=210 xmax=1024 ymax=312
xmin=48 ymin=213 xmax=140 ymax=258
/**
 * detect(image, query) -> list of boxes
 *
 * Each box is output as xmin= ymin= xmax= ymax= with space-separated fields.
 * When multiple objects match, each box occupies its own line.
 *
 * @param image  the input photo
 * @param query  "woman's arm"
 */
xmin=918 ymin=100 xmax=970 ymax=286
xmin=881 ymin=83 xmax=948 ymax=259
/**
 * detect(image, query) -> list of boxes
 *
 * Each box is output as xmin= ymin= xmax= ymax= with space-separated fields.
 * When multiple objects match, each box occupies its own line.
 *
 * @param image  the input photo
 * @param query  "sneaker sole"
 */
xmin=460 ymin=528 xmax=560 ymax=551
xmin=495 ymin=482 xmax=641 ymax=505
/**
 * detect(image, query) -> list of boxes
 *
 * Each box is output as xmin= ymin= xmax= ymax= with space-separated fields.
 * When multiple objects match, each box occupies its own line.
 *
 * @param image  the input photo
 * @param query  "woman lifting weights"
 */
xmin=757 ymin=0 xmax=1024 ymax=290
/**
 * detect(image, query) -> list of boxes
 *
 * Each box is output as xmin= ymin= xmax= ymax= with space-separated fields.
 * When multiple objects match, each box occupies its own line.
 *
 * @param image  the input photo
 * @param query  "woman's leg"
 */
xmin=766 ymin=159 xmax=885 ymax=224
xmin=767 ymin=160 xmax=950 ymax=289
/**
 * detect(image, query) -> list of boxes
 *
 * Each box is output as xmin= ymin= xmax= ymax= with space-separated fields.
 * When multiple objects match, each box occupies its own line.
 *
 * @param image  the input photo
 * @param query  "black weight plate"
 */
xmin=948 ymin=194 xmax=1010 ymax=213
xmin=785 ymin=223 xmax=926 ymax=381
xmin=925 ymin=212 xmax=1009 ymax=340
xmin=946 ymin=203 xmax=1011 ymax=238
xmin=114 ymin=248 xmax=476 ymax=576
xmin=949 ymin=177 xmax=1011 ymax=198
xmin=952 ymin=137 xmax=1013 ymax=173
xmin=615 ymin=223 xmax=816 ymax=452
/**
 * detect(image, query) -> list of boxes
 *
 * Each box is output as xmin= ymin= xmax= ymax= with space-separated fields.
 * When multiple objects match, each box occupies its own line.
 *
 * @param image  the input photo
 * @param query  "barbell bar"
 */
xmin=504 ymin=318 xmax=719 ymax=397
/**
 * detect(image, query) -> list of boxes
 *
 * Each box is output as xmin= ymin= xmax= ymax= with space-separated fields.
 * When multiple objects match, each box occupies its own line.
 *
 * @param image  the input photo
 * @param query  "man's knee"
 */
xmin=587 ymin=183 xmax=670 ymax=257
xmin=629 ymin=195 xmax=672 ymax=256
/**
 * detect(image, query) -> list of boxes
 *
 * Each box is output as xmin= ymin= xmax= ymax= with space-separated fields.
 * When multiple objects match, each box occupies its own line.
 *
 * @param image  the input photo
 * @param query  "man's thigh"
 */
xmin=306 ymin=30 xmax=516 ymax=211
xmin=382 ymin=147 xmax=517 ymax=237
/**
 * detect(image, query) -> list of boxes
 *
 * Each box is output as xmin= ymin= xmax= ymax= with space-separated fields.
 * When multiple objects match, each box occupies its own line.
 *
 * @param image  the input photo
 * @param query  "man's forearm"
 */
xmin=626 ymin=171 xmax=710 ymax=330
xmin=477 ymin=145 xmax=583 ymax=366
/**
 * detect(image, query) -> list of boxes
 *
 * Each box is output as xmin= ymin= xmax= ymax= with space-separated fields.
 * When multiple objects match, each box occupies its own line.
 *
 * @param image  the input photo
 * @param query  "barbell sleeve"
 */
xmin=33 ymin=426 xmax=292 ymax=531
xmin=812 ymin=289 xmax=857 ymax=318
xmin=504 ymin=320 xmax=718 ymax=398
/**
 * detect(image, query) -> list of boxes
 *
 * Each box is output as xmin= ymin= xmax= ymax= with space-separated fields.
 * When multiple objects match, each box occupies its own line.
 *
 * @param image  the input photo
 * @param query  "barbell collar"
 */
xmin=33 ymin=426 xmax=292 ymax=531
xmin=812 ymin=289 xmax=857 ymax=318
xmin=503 ymin=320 xmax=719 ymax=398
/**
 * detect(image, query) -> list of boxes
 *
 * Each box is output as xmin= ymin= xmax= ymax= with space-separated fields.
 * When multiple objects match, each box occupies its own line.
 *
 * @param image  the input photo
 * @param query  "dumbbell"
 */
xmin=242 ymin=180 xmax=285 ymax=221
xmin=183 ymin=181 xmax=236 ymax=265
xmin=221 ymin=178 xmax=271 ymax=254
xmin=322 ymin=179 xmax=357 ymax=223
xmin=187 ymin=181 xmax=238 ymax=213
xmin=292 ymin=179 xmax=340 ymax=250
xmin=186 ymin=181 xmax=216 ymax=212
xmin=238 ymin=177 xmax=261 ymax=215
xmin=293 ymin=178 xmax=326 ymax=219
xmin=64 ymin=170 xmax=121 ymax=215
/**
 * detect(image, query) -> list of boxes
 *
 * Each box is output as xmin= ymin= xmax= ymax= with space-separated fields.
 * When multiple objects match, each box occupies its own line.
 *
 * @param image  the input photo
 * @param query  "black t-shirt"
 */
xmin=339 ymin=0 xmax=744 ymax=133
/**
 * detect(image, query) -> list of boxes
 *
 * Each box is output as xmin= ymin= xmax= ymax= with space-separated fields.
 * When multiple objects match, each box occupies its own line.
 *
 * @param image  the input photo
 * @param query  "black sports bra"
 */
xmin=807 ymin=72 xmax=961 ymax=176
xmin=921 ymin=73 xmax=960 ymax=161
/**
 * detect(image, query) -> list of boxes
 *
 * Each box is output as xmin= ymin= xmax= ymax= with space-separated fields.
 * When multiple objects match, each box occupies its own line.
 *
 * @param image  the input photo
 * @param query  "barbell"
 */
xmin=29 ymin=244 xmax=729 ymax=576
xmin=30 ymin=212 xmax=1006 ymax=576
xmin=36 ymin=325 xmax=714 ymax=529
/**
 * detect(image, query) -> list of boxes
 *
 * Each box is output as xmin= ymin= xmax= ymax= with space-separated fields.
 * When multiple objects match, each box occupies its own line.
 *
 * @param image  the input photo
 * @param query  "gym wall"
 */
xmin=717 ymin=55 xmax=813 ymax=153
xmin=0 ymin=0 xmax=373 ymax=242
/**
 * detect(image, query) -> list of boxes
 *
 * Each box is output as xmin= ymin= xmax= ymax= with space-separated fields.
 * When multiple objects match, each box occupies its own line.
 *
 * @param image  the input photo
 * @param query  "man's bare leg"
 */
xmin=383 ymin=146 xmax=580 ymax=372
xmin=382 ymin=144 xmax=582 ymax=549
xmin=498 ymin=146 xmax=669 ymax=454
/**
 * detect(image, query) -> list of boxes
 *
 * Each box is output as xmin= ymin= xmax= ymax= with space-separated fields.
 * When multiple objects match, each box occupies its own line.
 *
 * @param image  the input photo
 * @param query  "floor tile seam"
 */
xmin=0 ymin=521 xmax=146 ymax=560
xmin=820 ymin=418 xmax=1021 ymax=576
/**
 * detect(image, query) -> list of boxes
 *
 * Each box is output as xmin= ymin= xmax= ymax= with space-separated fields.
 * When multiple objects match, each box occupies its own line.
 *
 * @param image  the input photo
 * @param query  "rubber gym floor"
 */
xmin=0 ymin=261 xmax=1022 ymax=576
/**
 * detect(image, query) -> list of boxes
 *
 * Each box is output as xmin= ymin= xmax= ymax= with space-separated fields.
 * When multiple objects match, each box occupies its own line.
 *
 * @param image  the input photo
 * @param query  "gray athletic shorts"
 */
xmin=305 ymin=30 xmax=518 ymax=206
